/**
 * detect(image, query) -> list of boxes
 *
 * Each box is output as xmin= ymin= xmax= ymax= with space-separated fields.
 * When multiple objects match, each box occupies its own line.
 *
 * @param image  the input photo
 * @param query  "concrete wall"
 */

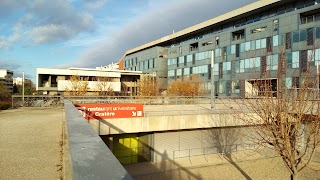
xmin=88 ymin=112 xmax=257 ymax=135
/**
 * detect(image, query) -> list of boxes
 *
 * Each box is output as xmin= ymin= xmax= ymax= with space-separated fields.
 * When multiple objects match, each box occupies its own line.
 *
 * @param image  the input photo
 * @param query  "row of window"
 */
xmin=215 ymin=27 xmax=320 ymax=59
xmin=168 ymin=0 xmax=319 ymax=48
xmin=125 ymin=58 xmax=156 ymax=71
xmin=213 ymin=49 xmax=320 ymax=77
xmin=168 ymin=51 xmax=212 ymax=66
xmin=168 ymin=65 xmax=209 ymax=79
xmin=169 ymin=48 xmax=320 ymax=81
xmin=169 ymin=27 xmax=320 ymax=64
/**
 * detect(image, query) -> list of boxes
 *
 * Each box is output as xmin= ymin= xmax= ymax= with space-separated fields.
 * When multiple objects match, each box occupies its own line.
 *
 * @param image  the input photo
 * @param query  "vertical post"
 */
xmin=211 ymin=50 xmax=215 ymax=111
xmin=22 ymin=72 xmax=25 ymax=104
xmin=317 ymin=62 xmax=319 ymax=100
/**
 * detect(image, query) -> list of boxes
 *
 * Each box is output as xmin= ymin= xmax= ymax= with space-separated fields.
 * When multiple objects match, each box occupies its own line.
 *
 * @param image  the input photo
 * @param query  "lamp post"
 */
xmin=211 ymin=50 xmax=215 ymax=111
xmin=22 ymin=72 xmax=25 ymax=104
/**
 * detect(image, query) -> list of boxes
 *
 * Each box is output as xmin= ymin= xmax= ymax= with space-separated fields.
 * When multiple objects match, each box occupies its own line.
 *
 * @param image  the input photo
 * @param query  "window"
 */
xmin=250 ymin=41 xmax=255 ymax=50
xmin=190 ymin=43 xmax=198 ymax=51
xmin=279 ymin=34 xmax=285 ymax=45
xmin=176 ymin=69 xmax=182 ymax=78
xmin=168 ymin=58 xmax=176 ymax=66
xmin=315 ymin=49 xmax=320 ymax=66
xmin=286 ymin=32 xmax=291 ymax=49
xmin=307 ymin=28 xmax=314 ymax=45
xmin=184 ymin=67 xmax=190 ymax=77
xmin=240 ymin=60 xmax=245 ymax=73
xmin=267 ymin=37 xmax=272 ymax=52
xmin=236 ymin=44 xmax=240 ymax=57
xmin=223 ymin=61 xmax=231 ymax=75
xmin=232 ymin=29 xmax=245 ymax=41
xmin=214 ymin=63 xmax=219 ymax=76
xmin=139 ymin=62 xmax=143 ymax=70
xmin=300 ymin=10 xmax=320 ymax=24
xmin=231 ymin=81 xmax=240 ymax=93
xmin=251 ymin=26 xmax=266 ymax=33
xmin=273 ymin=35 xmax=279 ymax=46
xmin=240 ymin=42 xmax=245 ymax=53
xmin=231 ymin=45 xmax=236 ymax=55
xmin=245 ymin=42 xmax=251 ymax=52
xmin=293 ymin=31 xmax=299 ymax=43
xmin=202 ymin=41 xmax=212 ymax=46
xmin=316 ymin=27 xmax=320 ymax=38
xmin=222 ymin=47 xmax=227 ymax=60
xmin=149 ymin=59 xmax=153 ymax=69
xmin=273 ymin=19 xmax=278 ymax=31
xmin=186 ymin=55 xmax=192 ymax=62
xmin=300 ymin=50 xmax=308 ymax=72
xmin=267 ymin=54 xmax=278 ymax=70
xmin=144 ymin=60 xmax=149 ymax=70
xmin=219 ymin=63 xmax=223 ymax=78
xmin=300 ymin=30 xmax=307 ymax=41
xmin=178 ymin=56 xmax=184 ymax=64
xmin=261 ymin=56 xmax=267 ymax=75
xmin=285 ymin=77 xmax=292 ymax=88
xmin=168 ymin=70 xmax=175 ymax=79
xmin=261 ymin=38 xmax=267 ymax=48
xmin=256 ymin=39 xmax=261 ymax=49
xmin=215 ymin=36 xmax=219 ymax=46
xmin=215 ymin=48 xmax=221 ymax=57
xmin=287 ymin=51 xmax=299 ymax=68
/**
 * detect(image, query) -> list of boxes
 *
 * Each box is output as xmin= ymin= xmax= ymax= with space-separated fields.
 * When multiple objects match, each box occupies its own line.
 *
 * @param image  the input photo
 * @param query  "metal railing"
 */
xmin=11 ymin=95 xmax=63 ymax=108
xmin=173 ymin=143 xmax=259 ymax=160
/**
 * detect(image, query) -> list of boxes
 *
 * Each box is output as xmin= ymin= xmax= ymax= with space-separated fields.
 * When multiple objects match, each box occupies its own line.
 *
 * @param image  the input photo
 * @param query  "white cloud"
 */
xmin=84 ymin=0 xmax=109 ymax=10
xmin=0 ymin=0 xmax=95 ymax=48
xmin=65 ymin=0 xmax=256 ymax=68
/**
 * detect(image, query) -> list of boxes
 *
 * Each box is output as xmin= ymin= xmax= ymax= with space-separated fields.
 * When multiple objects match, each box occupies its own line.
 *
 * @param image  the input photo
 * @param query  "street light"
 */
xmin=211 ymin=50 xmax=215 ymax=111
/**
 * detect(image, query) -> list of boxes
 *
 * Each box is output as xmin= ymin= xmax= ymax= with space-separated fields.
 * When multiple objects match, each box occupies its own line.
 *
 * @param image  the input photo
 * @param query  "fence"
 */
xmin=173 ymin=143 xmax=259 ymax=160
xmin=11 ymin=95 xmax=63 ymax=108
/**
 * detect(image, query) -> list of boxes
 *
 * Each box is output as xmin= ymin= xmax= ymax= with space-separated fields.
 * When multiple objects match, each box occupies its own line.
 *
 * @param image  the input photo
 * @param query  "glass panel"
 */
xmin=273 ymin=35 xmax=279 ymax=46
xmin=300 ymin=30 xmax=307 ymax=41
xmin=256 ymin=39 xmax=261 ymax=49
xmin=231 ymin=45 xmax=236 ymax=54
xmin=261 ymin=38 xmax=266 ymax=48
xmin=293 ymin=31 xmax=299 ymax=43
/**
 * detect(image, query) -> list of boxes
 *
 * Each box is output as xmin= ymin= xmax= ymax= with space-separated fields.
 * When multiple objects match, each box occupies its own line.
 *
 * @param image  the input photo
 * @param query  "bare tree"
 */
xmin=167 ymin=74 xmax=205 ymax=96
xmin=95 ymin=77 xmax=115 ymax=96
xmin=137 ymin=74 xmax=157 ymax=96
xmin=226 ymin=52 xmax=320 ymax=180
xmin=65 ymin=75 xmax=89 ymax=96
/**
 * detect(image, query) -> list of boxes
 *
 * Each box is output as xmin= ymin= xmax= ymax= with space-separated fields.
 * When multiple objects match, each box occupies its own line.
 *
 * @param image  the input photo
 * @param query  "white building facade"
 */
xmin=36 ymin=68 xmax=142 ymax=95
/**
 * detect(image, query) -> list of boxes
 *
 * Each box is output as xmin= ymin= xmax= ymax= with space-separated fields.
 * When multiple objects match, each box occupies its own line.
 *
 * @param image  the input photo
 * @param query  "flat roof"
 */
xmin=124 ymin=0 xmax=280 ymax=56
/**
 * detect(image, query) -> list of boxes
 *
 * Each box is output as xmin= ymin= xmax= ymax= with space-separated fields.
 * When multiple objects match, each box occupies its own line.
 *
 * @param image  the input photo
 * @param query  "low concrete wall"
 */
xmin=64 ymin=100 xmax=132 ymax=180
xmin=89 ymin=112 xmax=257 ymax=135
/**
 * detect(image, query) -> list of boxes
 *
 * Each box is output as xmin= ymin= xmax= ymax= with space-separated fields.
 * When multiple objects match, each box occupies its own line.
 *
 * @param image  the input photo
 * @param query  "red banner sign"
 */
xmin=75 ymin=104 xmax=144 ymax=120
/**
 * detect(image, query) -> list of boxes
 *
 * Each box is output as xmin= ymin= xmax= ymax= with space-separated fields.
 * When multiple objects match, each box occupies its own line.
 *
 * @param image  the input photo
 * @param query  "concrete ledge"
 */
xmin=64 ymin=100 xmax=132 ymax=180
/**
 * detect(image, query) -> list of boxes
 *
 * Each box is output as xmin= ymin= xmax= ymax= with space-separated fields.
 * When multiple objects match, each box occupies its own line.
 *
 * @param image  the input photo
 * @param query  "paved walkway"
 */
xmin=0 ymin=107 xmax=67 ymax=180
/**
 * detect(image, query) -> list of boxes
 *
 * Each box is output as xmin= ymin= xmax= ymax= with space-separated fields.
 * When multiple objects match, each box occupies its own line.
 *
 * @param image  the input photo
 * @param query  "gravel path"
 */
xmin=0 ymin=107 xmax=64 ymax=180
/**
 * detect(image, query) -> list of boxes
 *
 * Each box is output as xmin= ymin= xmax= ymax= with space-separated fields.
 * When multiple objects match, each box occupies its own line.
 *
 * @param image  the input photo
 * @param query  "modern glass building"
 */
xmin=123 ymin=0 xmax=320 ymax=97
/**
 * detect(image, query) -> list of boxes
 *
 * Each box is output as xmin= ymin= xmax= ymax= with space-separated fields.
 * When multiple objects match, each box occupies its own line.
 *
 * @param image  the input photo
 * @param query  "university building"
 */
xmin=122 ymin=0 xmax=320 ymax=97
xmin=0 ymin=69 xmax=13 ymax=94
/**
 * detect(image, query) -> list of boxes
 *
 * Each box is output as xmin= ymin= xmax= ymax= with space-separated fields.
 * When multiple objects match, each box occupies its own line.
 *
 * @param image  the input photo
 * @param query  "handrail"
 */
xmin=64 ymin=100 xmax=132 ymax=180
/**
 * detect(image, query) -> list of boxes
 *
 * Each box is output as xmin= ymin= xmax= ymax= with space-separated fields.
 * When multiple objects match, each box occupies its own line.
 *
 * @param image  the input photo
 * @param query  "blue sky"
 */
xmin=0 ymin=0 xmax=255 ymax=81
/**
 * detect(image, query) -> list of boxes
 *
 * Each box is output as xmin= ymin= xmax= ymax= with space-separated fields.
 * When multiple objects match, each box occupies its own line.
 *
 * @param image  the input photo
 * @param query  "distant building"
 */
xmin=13 ymin=77 xmax=32 ymax=86
xmin=0 ymin=69 xmax=13 ymax=94
xmin=96 ymin=62 xmax=120 ymax=70
xmin=36 ymin=67 xmax=142 ymax=96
